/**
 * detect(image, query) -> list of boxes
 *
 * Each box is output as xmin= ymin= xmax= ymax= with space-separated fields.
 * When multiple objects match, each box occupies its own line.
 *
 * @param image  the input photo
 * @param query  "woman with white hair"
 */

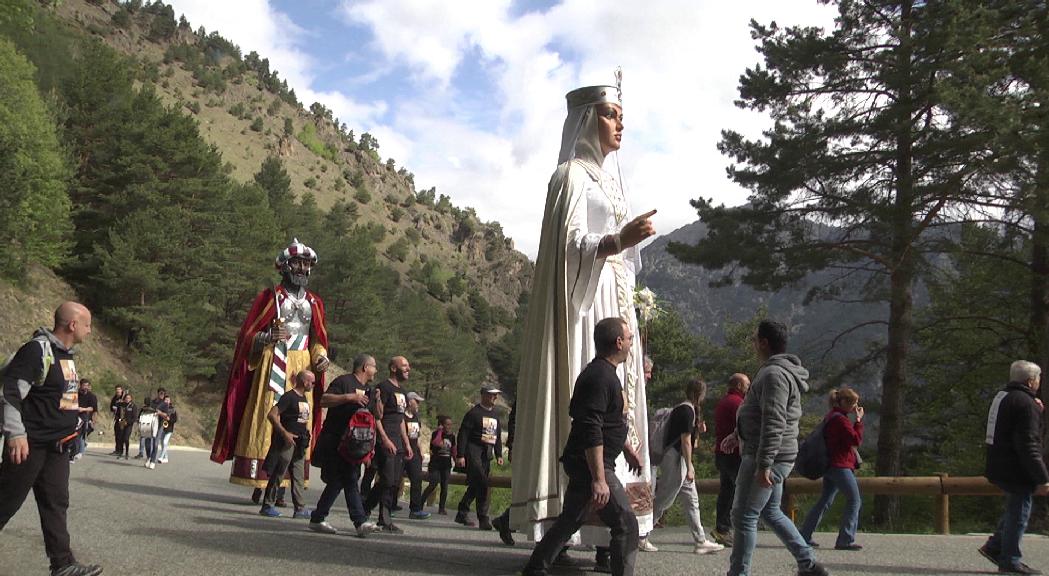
xmin=510 ymin=73 xmax=657 ymax=574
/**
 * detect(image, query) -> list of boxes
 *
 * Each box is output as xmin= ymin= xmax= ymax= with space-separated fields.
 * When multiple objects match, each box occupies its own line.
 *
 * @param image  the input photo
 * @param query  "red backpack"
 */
xmin=338 ymin=410 xmax=377 ymax=465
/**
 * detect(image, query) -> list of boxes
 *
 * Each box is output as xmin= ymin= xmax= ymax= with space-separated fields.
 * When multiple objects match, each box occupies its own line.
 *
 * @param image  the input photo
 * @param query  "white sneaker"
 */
xmin=309 ymin=521 xmax=338 ymax=534
xmin=355 ymin=521 xmax=379 ymax=538
xmin=639 ymin=538 xmax=659 ymax=552
xmin=147 ymin=461 xmax=156 ymax=470
xmin=158 ymin=458 xmax=168 ymax=464
xmin=694 ymin=540 xmax=725 ymax=555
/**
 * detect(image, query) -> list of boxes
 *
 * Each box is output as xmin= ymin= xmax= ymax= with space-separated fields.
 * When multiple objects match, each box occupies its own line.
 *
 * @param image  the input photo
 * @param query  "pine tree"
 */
xmin=669 ymin=1 xmax=996 ymax=526
xmin=0 ymin=37 xmax=72 ymax=272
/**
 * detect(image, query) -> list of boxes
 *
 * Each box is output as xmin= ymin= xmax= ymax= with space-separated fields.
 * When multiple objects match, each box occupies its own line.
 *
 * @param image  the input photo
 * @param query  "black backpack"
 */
xmin=795 ymin=413 xmax=845 ymax=480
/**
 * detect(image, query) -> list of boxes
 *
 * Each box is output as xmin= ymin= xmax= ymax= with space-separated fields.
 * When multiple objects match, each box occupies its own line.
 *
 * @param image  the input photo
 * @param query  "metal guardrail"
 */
xmin=433 ymin=473 xmax=1001 ymax=534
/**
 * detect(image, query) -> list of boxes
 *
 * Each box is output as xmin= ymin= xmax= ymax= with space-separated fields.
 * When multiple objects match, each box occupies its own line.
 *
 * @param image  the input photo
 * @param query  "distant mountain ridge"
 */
xmin=638 ymin=218 xmax=888 ymax=377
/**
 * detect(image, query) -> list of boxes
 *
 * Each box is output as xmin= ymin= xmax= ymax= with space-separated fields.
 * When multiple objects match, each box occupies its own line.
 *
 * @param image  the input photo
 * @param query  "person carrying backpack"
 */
xmin=307 ymin=353 xmax=379 ymax=538
xmin=0 ymin=302 xmax=104 ymax=576
xmin=648 ymin=378 xmax=725 ymax=555
xmin=798 ymin=387 xmax=864 ymax=551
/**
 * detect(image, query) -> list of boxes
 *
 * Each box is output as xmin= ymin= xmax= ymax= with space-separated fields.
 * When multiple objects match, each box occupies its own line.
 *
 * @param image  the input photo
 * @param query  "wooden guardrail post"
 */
xmin=936 ymin=473 xmax=950 ymax=535
xmin=782 ymin=483 xmax=798 ymax=523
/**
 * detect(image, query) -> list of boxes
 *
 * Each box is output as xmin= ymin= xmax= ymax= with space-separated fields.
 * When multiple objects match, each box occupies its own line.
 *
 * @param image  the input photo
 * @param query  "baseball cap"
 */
xmin=406 ymin=391 xmax=425 ymax=402
xmin=480 ymin=386 xmax=502 ymax=395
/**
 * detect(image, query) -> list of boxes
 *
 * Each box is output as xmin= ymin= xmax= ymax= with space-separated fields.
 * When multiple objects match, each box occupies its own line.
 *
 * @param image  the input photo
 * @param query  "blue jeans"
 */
xmin=799 ymin=466 xmax=861 ymax=547
xmin=311 ymin=462 xmax=367 ymax=528
xmin=728 ymin=456 xmax=816 ymax=576
xmin=157 ymin=431 xmax=172 ymax=461
xmin=985 ymin=483 xmax=1034 ymax=570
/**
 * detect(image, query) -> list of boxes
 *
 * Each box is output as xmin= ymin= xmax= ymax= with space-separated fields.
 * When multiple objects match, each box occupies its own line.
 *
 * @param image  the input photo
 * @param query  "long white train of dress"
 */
xmin=510 ymin=158 xmax=653 ymax=545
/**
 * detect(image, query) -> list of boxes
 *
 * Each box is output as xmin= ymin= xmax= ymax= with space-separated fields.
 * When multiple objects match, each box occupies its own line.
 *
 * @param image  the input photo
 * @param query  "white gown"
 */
xmin=510 ymin=157 xmax=653 ymax=544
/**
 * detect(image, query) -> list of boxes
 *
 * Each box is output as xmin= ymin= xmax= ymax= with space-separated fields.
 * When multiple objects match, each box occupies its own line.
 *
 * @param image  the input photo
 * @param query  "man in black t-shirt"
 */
xmin=455 ymin=386 xmax=503 ymax=529
xmin=522 ymin=317 xmax=643 ymax=576
xmin=404 ymin=391 xmax=431 ymax=520
xmin=71 ymin=379 xmax=97 ymax=462
xmin=308 ymin=353 xmax=379 ymax=538
xmin=0 ymin=302 xmax=103 ymax=576
xmin=364 ymin=356 xmax=413 ymax=534
xmin=260 ymin=370 xmax=315 ymax=518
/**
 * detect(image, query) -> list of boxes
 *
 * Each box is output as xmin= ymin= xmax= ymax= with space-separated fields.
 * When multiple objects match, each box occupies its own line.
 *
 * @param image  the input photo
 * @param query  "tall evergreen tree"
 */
xmin=937 ymin=0 xmax=1049 ymax=526
xmin=669 ymin=1 xmax=994 ymax=525
xmin=0 ymin=37 xmax=71 ymax=272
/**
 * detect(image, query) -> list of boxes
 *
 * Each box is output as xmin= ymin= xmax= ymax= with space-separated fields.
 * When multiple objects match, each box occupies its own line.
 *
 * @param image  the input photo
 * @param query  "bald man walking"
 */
xmin=1 ymin=302 xmax=103 ymax=576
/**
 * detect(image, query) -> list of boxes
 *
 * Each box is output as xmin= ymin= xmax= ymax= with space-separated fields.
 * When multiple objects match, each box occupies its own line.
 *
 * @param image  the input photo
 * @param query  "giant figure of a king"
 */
xmin=211 ymin=238 xmax=329 ymax=493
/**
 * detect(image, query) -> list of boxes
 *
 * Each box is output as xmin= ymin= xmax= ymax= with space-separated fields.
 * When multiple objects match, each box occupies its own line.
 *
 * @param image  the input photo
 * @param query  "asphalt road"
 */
xmin=1 ymin=445 xmax=1045 ymax=576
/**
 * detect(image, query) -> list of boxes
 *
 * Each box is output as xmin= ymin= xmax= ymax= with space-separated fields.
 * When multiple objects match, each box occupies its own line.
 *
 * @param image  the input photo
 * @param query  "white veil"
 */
xmin=554 ymin=88 xmax=640 ymax=275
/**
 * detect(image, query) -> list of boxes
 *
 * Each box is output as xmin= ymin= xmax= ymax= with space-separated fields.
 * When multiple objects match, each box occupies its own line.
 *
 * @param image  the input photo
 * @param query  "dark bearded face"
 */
xmin=282 ymin=257 xmax=312 ymax=288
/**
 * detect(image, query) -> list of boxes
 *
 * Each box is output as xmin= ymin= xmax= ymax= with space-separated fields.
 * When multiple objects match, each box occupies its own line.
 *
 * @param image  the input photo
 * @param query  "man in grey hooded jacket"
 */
xmin=723 ymin=320 xmax=828 ymax=576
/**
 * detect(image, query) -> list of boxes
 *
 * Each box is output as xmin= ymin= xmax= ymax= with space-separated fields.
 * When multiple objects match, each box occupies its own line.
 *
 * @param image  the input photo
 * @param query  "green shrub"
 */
xmin=111 ymin=8 xmax=131 ymax=28
xmin=296 ymin=123 xmax=338 ymax=162
xmin=354 ymin=188 xmax=371 ymax=204
xmin=387 ymin=237 xmax=410 ymax=262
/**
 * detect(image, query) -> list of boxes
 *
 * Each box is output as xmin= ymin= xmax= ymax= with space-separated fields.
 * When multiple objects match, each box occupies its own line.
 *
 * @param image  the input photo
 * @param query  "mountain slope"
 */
xmin=51 ymin=0 xmax=532 ymax=315
xmin=639 ymin=219 xmax=888 ymax=376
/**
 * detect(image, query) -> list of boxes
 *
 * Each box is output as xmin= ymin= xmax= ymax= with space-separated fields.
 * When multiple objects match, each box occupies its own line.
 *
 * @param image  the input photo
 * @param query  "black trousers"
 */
xmin=364 ymin=447 xmax=404 ymax=525
xmin=422 ymin=460 xmax=452 ymax=511
xmin=715 ymin=452 xmax=741 ymax=533
xmin=523 ymin=461 xmax=638 ymax=576
xmin=359 ymin=463 xmax=377 ymax=502
xmin=457 ymin=444 xmax=492 ymax=520
xmin=0 ymin=441 xmax=76 ymax=570
xmin=404 ymin=446 xmax=424 ymax=512
xmin=117 ymin=425 xmax=133 ymax=457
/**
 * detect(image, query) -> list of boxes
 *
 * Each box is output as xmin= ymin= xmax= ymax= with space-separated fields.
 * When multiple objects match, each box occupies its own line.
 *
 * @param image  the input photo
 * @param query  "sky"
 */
xmin=166 ymin=0 xmax=837 ymax=259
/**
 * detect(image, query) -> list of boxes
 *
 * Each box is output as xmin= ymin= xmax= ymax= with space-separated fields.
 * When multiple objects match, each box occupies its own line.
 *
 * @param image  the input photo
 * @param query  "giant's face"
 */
xmin=596 ymin=103 xmax=623 ymax=156
xmin=283 ymin=256 xmax=313 ymax=288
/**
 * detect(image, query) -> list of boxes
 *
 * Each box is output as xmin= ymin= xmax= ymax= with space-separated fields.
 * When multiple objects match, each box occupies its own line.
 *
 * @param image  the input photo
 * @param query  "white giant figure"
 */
xmin=510 ymin=76 xmax=657 ymax=545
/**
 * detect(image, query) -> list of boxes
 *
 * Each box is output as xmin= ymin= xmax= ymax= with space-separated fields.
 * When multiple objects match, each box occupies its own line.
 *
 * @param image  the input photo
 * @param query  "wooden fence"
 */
xmin=436 ymin=473 xmax=1002 ymax=535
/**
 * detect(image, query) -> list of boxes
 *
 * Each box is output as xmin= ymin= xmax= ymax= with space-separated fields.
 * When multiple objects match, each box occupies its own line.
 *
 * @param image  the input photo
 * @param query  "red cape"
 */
xmin=210 ymin=285 xmax=328 ymax=463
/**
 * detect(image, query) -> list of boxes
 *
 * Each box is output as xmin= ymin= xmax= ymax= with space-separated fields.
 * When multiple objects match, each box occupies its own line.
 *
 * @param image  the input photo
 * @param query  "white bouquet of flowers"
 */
xmin=634 ymin=286 xmax=661 ymax=326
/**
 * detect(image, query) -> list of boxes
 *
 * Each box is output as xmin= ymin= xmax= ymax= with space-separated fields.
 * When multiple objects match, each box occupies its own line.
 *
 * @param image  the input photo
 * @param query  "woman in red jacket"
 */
xmin=799 ymin=387 xmax=864 ymax=550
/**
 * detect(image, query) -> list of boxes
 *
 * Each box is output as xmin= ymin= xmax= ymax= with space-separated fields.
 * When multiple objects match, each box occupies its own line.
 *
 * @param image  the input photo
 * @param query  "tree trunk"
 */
xmin=873 ymin=238 xmax=914 ymax=528
xmin=874 ymin=0 xmax=914 ymax=529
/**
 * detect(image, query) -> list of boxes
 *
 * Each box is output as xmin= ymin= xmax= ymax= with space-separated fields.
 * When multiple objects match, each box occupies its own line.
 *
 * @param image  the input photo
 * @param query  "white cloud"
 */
xmin=167 ymin=0 xmax=387 ymax=128
xmin=339 ymin=0 xmax=836 ymax=258
xmin=171 ymin=0 xmax=836 ymax=259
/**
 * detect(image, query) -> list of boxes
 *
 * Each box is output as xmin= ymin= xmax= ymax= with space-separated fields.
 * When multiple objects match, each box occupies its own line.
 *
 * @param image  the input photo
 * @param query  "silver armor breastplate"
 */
xmin=280 ymin=292 xmax=312 ymax=339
